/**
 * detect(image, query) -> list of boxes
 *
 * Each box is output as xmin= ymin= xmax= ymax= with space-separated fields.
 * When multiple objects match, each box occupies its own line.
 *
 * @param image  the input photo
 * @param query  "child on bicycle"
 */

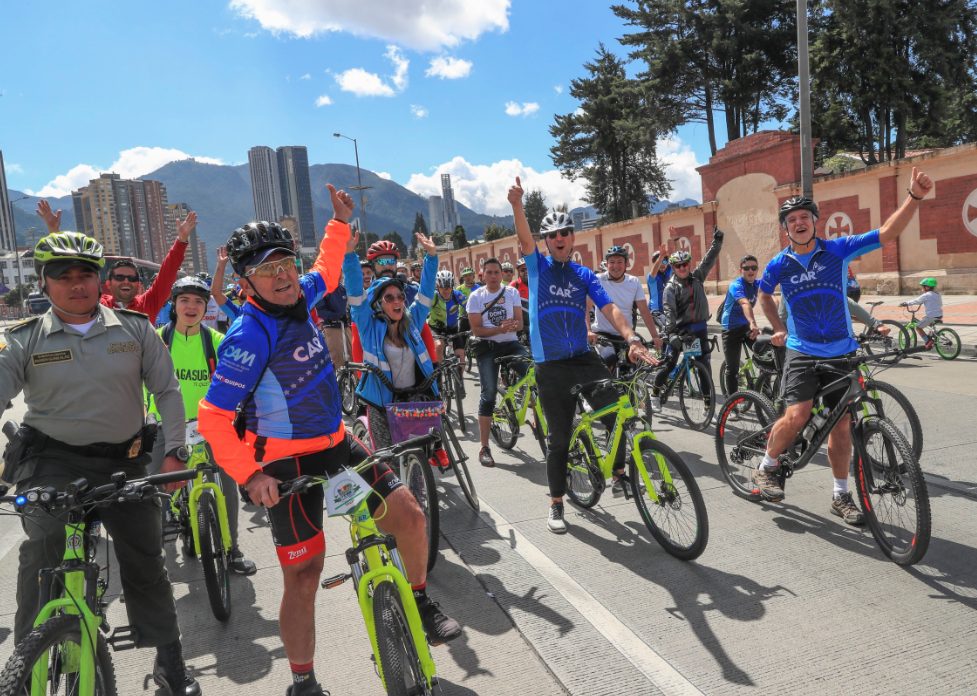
xmin=900 ymin=278 xmax=942 ymax=342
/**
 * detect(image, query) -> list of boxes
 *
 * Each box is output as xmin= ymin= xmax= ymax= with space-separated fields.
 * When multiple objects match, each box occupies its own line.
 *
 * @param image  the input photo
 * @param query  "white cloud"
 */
xmin=574 ymin=107 xmax=585 ymax=117
xmin=229 ymin=0 xmax=510 ymax=51
xmin=315 ymin=94 xmax=332 ymax=106
xmin=213 ymin=27 xmax=234 ymax=37
xmin=505 ymin=101 xmax=539 ymax=118
xmin=406 ymin=157 xmax=588 ymax=216
xmin=27 ymin=147 xmax=224 ymax=198
xmin=335 ymin=45 xmax=408 ymax=97
xmin=300 ymin=73 xmax=311 ymax=80
xmin=5 ymin=163 xmax=23 ymax=174
xmin=657 ymin=136 xmax=702 ymax=203
xmin=244 ymin=32 xmax=259 ymax=38
xmin=376 ymin=172 xmax=392 ymax=180
xmin=426 ymin=56 xmax=472 ymax=79
xmin=554 ymin=85 xmax=563 ymax=94
xmin=411 ymin=104 xmax=428 ymax=118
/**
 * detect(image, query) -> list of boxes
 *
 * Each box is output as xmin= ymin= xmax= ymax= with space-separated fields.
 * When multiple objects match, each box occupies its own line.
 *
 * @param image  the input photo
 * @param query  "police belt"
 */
xmin=31 ymin=428 xmax=147 ymax=460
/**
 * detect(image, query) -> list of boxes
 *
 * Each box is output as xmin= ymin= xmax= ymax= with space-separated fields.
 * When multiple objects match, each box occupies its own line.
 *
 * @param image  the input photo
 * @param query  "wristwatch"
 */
xmin=166 ymin=446 xmax=190 ymax=464
xmin=627 ymin=335 xmax=644 ymax=346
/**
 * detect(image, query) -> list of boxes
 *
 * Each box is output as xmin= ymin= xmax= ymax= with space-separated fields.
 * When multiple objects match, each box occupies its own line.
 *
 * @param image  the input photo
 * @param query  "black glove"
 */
xmin=713 ymin=229 xmax=724 ymax=241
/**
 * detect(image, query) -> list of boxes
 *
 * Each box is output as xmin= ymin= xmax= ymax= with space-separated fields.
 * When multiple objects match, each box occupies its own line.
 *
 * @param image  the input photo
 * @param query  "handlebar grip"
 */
xmin=147 ymin=469 xmax=200 ymax=486
xmin=2 ymin=420 xmax=17 ymax=440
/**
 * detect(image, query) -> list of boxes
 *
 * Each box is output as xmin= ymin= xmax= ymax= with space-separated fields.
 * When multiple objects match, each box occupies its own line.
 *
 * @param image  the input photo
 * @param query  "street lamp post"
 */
xmin=797 ymin=0 xmax=814 ymax=199
xmin=333 ymin=133 xmax=373 ymax=249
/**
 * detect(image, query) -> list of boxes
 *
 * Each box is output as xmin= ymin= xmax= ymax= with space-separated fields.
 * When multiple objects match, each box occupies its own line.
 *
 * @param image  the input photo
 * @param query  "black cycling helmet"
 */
xmin=170 ymin=276 xmax=211 ymax=303
xmin=410 ymin=262 xmax=422 ymax=270
xmin=227 ymin=221 xmax=295 ymax=274
xmin=778 ymin=197 xmax=819 ymax=228
xmin=605 ymin=245 xmax=629 ymax=262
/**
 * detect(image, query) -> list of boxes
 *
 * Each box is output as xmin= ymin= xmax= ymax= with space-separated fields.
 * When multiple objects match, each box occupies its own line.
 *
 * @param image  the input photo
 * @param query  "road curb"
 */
xmin=923 ymin=474 xmax=977 ymax=501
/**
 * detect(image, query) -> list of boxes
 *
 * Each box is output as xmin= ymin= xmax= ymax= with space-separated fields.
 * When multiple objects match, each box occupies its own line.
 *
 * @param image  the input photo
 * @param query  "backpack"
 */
xmin=160 ymin=322 xmax=218 ymax=378
xmin=715 ymin=290 xmax=728 ymax=326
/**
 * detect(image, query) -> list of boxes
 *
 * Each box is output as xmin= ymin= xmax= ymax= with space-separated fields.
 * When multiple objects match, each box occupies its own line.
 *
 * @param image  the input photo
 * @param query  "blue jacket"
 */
xmin=344 ymin=253 xmax=440 ymax=407
xmin=315 ymin=283 xmax=348 ymax=325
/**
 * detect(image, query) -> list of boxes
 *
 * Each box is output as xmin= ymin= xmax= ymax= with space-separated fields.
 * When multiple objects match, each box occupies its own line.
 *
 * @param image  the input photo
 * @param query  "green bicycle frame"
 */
xmin=168 ymin=446 xmax=232 ymax=555
xmin=30 ymin=520 xmax=102 ymax=695
xmin=569 ymin=390 xmax=674 ymax=504
xmin=496 ymin=363 xmax=547 ymax=435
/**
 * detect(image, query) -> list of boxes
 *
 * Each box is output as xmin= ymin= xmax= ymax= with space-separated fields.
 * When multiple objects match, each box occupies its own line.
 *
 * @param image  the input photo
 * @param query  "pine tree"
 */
xmin=524 ymin=189 xmax=548 ymax=236
xmin=451 ymin=224 xmax=469 ymax=248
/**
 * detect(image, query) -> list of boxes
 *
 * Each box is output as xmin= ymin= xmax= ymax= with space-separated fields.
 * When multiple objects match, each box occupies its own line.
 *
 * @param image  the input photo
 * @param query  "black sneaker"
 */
xmin=228 ymin=547 xmax=257 ymax=575
xmin=547 ymin=501 xmax=567 ymax=534
xmin=416 ymin=595 xmax=462 ymax=645
xmin=153 ymin=640 xmax=201 ymax=696
xmin=752 ymin=466 xmax=784 ymax=501
xmin=830 ymin=492 xmax=866 ymax=526
xmin=478 ymin=446 xmax=495 ymax=468
xmin=286 ymin=685 xmax=329 ymax=696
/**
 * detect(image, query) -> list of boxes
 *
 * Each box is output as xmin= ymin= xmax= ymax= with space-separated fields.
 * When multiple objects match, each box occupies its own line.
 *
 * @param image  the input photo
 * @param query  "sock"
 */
xmin=759 ymin=452 xmax=778 ymax=470
xmin=833 ymin=478 xmax=848 ymax=498
xmin=290 ymin=661 xmax=316 ymax=691
xmin=412 ymin=582 xmax=427 ymax=603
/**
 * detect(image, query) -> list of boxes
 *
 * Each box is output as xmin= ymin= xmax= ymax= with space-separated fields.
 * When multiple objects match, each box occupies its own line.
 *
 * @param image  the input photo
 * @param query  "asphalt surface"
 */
xmin=1 ymin=329 xmax=976 ymax=694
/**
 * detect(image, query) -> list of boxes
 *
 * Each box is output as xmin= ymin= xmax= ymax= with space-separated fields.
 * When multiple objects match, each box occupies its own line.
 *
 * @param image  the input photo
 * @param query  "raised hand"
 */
xmin=507 ymin=177 xmax=525 ymax=207
xmin=176 ymin=211 xmax=198 ymax=243
xmin=415 ymin=232 xmax=437 ymax=256
xmin=346 ymin=229 xmax=360 ymax=255
xmin=216 ymin=245 xmax=228 ymax=268
xmin=35 ymin=200 xmax=62 ymax=232
xmin=910 ymin=167 xmax=933 ymax=199
xmin=328 ymin=184 xmax=355 ymax=224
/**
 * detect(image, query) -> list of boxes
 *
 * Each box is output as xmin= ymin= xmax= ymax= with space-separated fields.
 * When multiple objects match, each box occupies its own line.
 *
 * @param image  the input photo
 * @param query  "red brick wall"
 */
xmin=667 ymin=225 xmax=702 ymax=266
xmin=571 ymin=247 xmax=595 ymax=269
xmin=878 ymin=176 xmax=901 ymax=271
xmin=494 ymin=242 xmax=519 ymax=266
xmin=474 ymin=249 xmax=491 ymax=273
xmin=696 ymin=131 xmax=815 ymax=203
xmin=608 ymin=233 xmax=649 ymax=272
xmin=919 ymin=173 xmax=977 ymax=255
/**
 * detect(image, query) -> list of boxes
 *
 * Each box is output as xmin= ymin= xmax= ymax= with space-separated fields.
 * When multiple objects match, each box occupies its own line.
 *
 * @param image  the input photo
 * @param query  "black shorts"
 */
xmin=782 ymin=349 xmax=854 ymax=409
xmin=438 ymin=324 xmax=467 ymax=352
xmin=261 ymin=433 xmax=403 ymax=566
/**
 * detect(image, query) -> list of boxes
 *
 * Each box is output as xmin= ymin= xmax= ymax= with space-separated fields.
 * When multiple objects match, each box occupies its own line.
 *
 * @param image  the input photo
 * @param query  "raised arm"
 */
xmin=508 ymin=177 xmax=536 ymax=256
xmin=308 ymin=185 xmax=355 ymax=298
xmin=879 ymin=168 xmax=933 ymax=245
xmin=693 ymin=229 xmax=723 ymax=280
xmin=212 ymin=246 xmax=230 ymax=307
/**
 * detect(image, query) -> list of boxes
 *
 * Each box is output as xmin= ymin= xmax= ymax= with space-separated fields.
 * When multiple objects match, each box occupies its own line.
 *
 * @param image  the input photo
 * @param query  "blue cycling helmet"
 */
xmin=605 ymin=245 xmax=629 ymax=262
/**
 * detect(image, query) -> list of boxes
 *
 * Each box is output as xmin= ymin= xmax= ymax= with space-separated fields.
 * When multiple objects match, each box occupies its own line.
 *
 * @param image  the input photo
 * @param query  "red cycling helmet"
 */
xmin=367 ymin=240 xmax=400 ymax=261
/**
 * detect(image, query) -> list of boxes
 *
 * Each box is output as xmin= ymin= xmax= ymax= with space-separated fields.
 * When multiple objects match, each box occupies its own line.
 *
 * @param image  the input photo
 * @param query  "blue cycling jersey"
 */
xmin=646 ymin=267 xmax=671 ymax=311
xmin=525 ymin=248 xmax=612 ymax=363
xmin=760 ymin=230 xmax=881 ymax=357
xmin=721 ymin=277 xmax=759 ymax=330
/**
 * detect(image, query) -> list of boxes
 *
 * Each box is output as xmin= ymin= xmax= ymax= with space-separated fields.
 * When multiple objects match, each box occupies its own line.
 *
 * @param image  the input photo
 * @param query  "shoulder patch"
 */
xmin=5 ymin=316 xmax=41 ymax=334
xmin=116 ymin=308 xmax=150 ymax=319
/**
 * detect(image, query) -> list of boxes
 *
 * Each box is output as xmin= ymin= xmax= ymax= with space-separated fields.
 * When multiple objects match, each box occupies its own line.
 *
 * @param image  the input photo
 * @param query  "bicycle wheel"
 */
xmin=438 ymin=373 xmax=452 ymax=416
xmin=898 ymin=324 xmax=918 ymax=349
xmin=565 ymin=418 xmax=603 ymax=509
xmin=441 ymin=417 xmax=478 ymax=511
xmin=719 ymin=361 xmax=754 ymax=414
xmin=0 ymin=614 xmax=117 ymax=696
xmin=530 ymin=392 xmax=548 ymax=458
xmin=860 ymin=322 xmax=909 ymax=365
xmin=178 ymin=493 xmax=196 ymax=559
xmin=935 ymin=327 xmax=961 ymax=360
xmin=490 ymin=403 xmax=519 ymax=450
xmin=453 ymin=373 xmax=466 ymax=433
xmin=714 ymin=390 xmax=778 ymax=502
xmin=404 ymin=453 xmax=440 ymax=573
xmin=631 ymin=437 xmax=708 ymax=560
xmin=860 ymin=380 xmax=923 ymax=463
xmin=339 ymin=368 xmax=358 ymax=417
xmin=198 ymin=490 xmax=232 ymax=621
xmin=853 ymin=417 xmax=931 ymax=565
xmin=373 ymin=581 xmax=429 ymax=696
xmin=754 ymin=371 xmax=784 ymax=417
xmin=351 ymin=418 xmax=371 ymax=448
xmin=678 ymin=359 xmax=715 ymax=431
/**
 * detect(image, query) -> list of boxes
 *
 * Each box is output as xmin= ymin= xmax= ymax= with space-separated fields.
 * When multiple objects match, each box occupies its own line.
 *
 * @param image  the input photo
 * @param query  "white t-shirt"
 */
xmin=907 ymin=290 xmax=942 ymax=318
xmin=591 ymin=273 xmax=645 ymax=335
xmin=64 ymin=317 xmax=99 ymax=335
xmin=201 ymin=297 xmax=221 ymax=330
xmin=466 ymin=285 xmax=522 ymax=343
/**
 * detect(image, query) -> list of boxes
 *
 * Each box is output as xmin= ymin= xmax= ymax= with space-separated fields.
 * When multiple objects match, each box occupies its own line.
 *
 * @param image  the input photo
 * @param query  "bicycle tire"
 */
xmin=490 ymin=403 xmax=519 ymax=450
xmin=372 ymin=581 xmax=429 ymax=696
xmin=0 ymin=614 xmax=117 ymax=696
xmin=404 ymin=453 xmax=441 ymax=573
xmin=631 ymin=437 xmax=709 ymax=560
xmin=531 ymin=391 xmax=548 ymax=458
xmin=719 ymin=360 xmax=754 ymax=415
xmin=441 ymin=416 xmax=479 ymax=511
xmin=898 ymin=323 xmax=918 ymax=349
xmin=678 ymin=359 xmax=715 ymax=431
xmin=178 ymin=494 xmax=196 ymax=559
xmin=754 ymin=371 xmax=784 ymax=417
xmin=714 ymin=390 xmax=778 ymax=502
xmin=860 ymin=321 xmax=909 ymax=365
xmin=339 ymin=368 xmax=358 ymax=417
xmin=439 ymin=373 xmax=452 ymax=416
xmin=198 ymin=490 xmax=232 ymax=622
xmin=853 ymin=417 xmax=931 ymax=565
xmin=351 ymin=419 xmax=371 ymax=449
xmin=453 ymin=373 xmax=466 ymax=433
xmin=565 ymin=418 xmax=603 ymax=509
xmin=935 ymin=327 xmax=961 ymax=360
xmin=860 ymin=380 xmax=923 ymax=463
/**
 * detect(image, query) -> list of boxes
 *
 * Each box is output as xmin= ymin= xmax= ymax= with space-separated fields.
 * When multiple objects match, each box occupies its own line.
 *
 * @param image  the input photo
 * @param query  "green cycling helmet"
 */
xmin=461 ymin=267 xmax=475 ymax=276
xmin=33 ymin=231 xmax=105 ymax=269
xmin=919 ymin=277 xmax=937 ymax=288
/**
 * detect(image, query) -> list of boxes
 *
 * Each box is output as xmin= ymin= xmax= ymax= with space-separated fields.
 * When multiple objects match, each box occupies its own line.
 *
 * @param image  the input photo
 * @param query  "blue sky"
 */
xmin=1 ymin=0 xmax=752 ymax=215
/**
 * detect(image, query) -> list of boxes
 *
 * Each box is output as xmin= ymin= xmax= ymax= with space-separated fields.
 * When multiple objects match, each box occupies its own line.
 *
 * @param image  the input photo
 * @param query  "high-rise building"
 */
xmin=71 ymin=174 xmax=170 ymax=261
xmin=197 ymin=241 xmax=209 ymax=275
xmin=276 ymin=146 xmax=318 ymax=249
xmin=426 ymin=175 xmax=460 ymax=234
xmin=0 ymin=150 xmax=15 ymax=252
xmin=428 ymin=195 xmax=445 ymax=233
xmin=248 ymin=146 xmax=283 ymax=222
xmin=166 ymin=203 xmax=199 ymax=274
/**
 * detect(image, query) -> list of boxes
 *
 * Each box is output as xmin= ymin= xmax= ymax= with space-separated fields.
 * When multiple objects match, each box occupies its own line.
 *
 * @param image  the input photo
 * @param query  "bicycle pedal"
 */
xmin=321 ymin=573 xmax=352 ymax=589
xmin=106 ymin=626 xmax=139 ymax=651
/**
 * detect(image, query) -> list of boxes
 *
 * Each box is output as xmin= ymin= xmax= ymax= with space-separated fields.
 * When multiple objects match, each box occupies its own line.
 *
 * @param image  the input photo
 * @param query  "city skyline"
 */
xmin=248 ymin=145 xmax=318 ymax=249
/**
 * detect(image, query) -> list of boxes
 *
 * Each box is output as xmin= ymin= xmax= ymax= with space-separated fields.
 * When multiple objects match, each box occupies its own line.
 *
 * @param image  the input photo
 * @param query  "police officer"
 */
xmin=0 ymin=231 xmax=201 ymax=695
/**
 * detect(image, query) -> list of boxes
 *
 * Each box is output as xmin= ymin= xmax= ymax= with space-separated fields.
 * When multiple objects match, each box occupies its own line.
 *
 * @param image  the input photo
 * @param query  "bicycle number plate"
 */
xmin=686 ymin=338 xmax=702 ymax=357
xmin=325 ymin=470 xmax=372 ymax=517
xmin=185 ymin=419 xmax=205 ymax=445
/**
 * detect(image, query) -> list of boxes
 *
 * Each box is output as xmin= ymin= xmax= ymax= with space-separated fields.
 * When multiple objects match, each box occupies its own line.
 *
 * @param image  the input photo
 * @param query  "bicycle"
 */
xmin=647 ymin=331 xmax=716 ymax=431
xmin=854 ymin=301 xmax=910 ymax=365
xmin=276 ymin=438 xmax=443 ymax=696
xmin=161 ymin=421 xmax=233 ymax=621
xmin=490 ymin=354 xmax=548 ymax=457
xmin=335 ymin=324 xmax=359 ymax=417
xmin=428 ymin=325 xmax=471 ymax=433
xmin=714 ymin=345 xmax=932 ymax=565
xmin=898 ymin=304 xmax=961 ymax=359
xmin=0 ymin=466 xmax=204 ymax=696
xmin=564 ymin=363 xmax=709 ymax=560
xmin=719 ymin=328 xmax=779 ymax=415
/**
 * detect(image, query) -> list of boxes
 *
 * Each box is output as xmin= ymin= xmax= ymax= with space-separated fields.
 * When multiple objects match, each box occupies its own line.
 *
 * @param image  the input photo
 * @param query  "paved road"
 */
xmin=1 ymin=344 xmax=976 ymax=694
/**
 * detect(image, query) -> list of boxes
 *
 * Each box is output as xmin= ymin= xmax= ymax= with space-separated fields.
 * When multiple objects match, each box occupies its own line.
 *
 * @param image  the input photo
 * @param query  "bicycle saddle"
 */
xmin=867 ymin=301 xmax=884 ymax=307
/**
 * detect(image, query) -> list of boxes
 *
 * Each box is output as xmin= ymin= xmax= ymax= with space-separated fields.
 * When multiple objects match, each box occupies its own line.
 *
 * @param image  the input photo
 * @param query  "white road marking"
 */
xmin=456 ymin=490 xmax=705 ymax=696
xmin=0 ymin=523 xmax=24 ymax=563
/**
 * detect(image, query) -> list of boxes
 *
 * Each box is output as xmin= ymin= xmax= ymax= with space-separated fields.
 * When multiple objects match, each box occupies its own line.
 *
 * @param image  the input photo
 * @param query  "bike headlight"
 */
xmin=26 ymin=491 xmax=38 ymax=503
xmin=15 ymin=496 xmax=27 ymax=507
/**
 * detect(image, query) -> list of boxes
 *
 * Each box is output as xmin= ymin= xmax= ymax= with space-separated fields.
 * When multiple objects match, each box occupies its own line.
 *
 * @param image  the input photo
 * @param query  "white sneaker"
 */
xmin=649 ymin=395 xmax=662 ymax=414
xmin=547 ymin=501 xmax=567 ymax=534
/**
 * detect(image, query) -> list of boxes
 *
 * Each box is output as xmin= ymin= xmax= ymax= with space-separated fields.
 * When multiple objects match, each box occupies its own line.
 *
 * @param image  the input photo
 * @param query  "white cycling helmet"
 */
xmin=669 ymin=249 xmax=692 ymax=265
xmin=436 ymin=270 xmax=455 ymax=288
xmin=598 ymin=261 xmax=607 ymax=272
xmin=540 ymin=212 xmax=574 ymax=235
xmin=501 ymin=262 xmax=514 ymax=271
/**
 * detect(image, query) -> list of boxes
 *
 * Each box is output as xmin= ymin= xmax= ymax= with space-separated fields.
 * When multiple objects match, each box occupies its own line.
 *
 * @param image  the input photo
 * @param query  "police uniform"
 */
xmin=0 ymin=304 xmax=187 ymax=647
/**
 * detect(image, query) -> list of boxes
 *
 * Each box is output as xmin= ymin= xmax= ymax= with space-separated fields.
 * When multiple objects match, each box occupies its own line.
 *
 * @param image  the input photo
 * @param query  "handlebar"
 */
xmin=790 ymin=344 xmax=930 ymax=370
xmin=345 ymin=360 xmax=455 ymax=397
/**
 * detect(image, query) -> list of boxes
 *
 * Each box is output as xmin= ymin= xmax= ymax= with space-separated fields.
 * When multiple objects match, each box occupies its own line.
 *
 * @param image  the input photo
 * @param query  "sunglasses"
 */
xmin=382 ymin=292 xmax=407 ymax=304
xmin=672 ymin=261 xmax=690 ymax=269
xmin=544 ymin=229 xmax=572 ymax=240
xmin=741 ymin=265 xmax=758 ymax=271
xmin=110 ymin=273 xmax=139 ymax=283
xmin=245 ymin=256 xmax=297 ymax=278
xmin=374 ymin=258 xmax=399 ymax=266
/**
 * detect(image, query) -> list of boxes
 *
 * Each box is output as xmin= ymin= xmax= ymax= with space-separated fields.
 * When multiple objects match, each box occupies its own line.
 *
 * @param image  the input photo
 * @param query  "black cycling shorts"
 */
xmin=782 ymin=349 xmax=854 ymax=409
xmin=261 ymin=433 xmax=403 ymax=566
xmin=437 ymin=323 xmax=467 ymax=352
